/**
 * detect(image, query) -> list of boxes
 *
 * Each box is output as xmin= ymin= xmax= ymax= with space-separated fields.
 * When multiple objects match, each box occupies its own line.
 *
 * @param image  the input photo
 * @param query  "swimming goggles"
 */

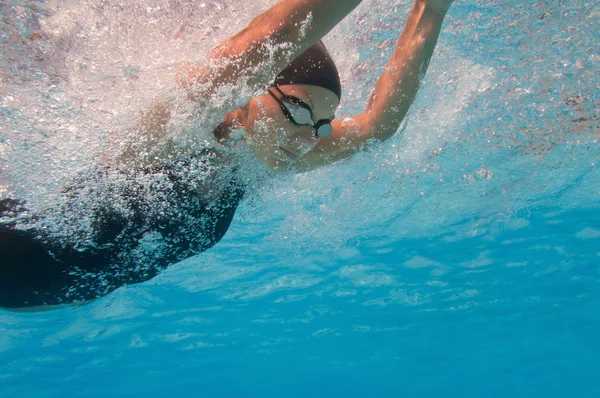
xmin=268 ymin=86 xmax=333 ymax=138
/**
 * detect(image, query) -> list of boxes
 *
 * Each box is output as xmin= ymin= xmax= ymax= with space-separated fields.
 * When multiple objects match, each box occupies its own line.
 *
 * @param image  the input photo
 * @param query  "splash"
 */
xmin=1 ymin=0 xmax=598 ymax=259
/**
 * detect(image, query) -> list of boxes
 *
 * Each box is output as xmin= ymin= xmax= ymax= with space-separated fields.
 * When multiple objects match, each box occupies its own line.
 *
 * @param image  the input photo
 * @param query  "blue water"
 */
xmin=1 ymin=0 xmax=599 ymax=397
xmin=2 ymin=206 xmax=599 ymax=397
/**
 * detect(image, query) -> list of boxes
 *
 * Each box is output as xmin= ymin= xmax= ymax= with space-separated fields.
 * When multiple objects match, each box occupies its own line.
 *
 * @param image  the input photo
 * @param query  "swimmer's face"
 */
xmin=244 ymin=84 xmax=340 ymax=170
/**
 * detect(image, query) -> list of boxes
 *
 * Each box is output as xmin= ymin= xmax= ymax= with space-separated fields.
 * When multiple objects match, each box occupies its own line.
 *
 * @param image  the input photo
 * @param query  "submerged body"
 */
xmin=0 ymin=156 xmax=244 ymax=308
xmin=0 ymin=0 xmax=455 ymax=310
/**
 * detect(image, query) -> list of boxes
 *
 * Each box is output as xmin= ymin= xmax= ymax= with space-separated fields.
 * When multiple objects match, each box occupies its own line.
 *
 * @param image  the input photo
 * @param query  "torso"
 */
xmin=1 ymin=102 xmax=250 ymax=309
xmin=0 ymin=145 xmax=245 ymax=308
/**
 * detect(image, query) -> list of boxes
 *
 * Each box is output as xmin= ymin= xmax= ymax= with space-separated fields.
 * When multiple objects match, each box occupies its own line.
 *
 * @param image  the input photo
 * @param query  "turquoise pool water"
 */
xmin=1 ymin=0 xmax=599 ymax=397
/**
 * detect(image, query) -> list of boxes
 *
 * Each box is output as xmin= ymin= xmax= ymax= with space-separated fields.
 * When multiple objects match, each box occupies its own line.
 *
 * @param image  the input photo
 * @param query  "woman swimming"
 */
xmin=0 ymin=0 xmax=455 ymax=310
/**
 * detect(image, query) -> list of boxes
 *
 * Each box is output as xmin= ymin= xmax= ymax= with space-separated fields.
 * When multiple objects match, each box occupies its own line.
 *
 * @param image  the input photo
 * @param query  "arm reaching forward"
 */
xmin=298 ymin=0 xmax=455 ymax=168
xmin=116 ymin=1 xmax=363 ymax=168
xmin=179 ymin=0 xmax=363 ymax=105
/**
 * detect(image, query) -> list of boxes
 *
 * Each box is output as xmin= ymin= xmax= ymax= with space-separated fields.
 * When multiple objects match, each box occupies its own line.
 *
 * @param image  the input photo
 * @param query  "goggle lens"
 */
xmin=287 ymin=104 xmax=313 ymax=125
xmin=272 ymin=88 xmax=334 ymax=138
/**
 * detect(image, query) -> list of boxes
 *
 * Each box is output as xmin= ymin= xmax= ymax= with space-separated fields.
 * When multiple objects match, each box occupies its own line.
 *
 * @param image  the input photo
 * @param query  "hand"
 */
xmin=422 ymin=0 xmax=455 ymax=14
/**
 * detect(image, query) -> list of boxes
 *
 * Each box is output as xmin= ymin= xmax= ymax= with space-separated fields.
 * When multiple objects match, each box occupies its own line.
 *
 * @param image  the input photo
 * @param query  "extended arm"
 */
xmin=299 ymin=0 xmax=454 ymax=168
xmin=114 ymin=1 xmax=363 ymax=169
xmin=180 ymin=0 xmax=363 ymax=104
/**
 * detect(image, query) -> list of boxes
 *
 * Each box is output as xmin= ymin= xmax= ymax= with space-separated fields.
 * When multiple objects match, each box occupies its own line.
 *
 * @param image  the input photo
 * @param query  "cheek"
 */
xmin=246 ymin=99 xmax=319 ymax=160
xmin=249 ymin=101 xmax=283 ymax=137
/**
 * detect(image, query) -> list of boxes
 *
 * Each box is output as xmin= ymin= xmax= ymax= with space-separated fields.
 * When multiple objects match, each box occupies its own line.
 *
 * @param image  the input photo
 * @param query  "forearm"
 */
xmin=365 ymin=0 xmax=448 ymax=139
xmin=181 ymin=0 xmax=362 ymax=95
xmin=259 ymin=0 xmax=363 ymax=45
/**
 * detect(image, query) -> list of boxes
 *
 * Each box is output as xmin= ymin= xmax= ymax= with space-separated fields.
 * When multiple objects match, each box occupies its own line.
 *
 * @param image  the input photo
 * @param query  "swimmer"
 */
xmin=0 ymin=0 xmax=456 ymax=311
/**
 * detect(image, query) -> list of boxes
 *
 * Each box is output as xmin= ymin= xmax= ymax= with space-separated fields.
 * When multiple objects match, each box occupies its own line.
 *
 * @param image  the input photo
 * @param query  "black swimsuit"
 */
xmin=0 ymin=155 xmax=244 ymax=309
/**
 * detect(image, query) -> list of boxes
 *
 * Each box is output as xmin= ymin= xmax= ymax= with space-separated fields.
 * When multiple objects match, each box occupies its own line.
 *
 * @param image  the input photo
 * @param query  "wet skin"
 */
xmin=240 ymin=84 xmax=340 ymax=170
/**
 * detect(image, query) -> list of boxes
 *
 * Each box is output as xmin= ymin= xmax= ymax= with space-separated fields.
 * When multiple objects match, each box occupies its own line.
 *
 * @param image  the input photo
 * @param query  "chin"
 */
xmin=264 ymin=153 xmax=295 ymax=172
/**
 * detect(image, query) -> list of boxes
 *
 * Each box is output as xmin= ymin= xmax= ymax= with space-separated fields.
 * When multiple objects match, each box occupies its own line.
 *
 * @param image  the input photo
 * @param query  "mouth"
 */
xmin=278 ymin=146 xmax=300 ymax=160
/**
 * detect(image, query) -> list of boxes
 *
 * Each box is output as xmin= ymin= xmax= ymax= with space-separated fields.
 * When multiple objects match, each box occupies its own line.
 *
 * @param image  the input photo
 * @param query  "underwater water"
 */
xmin=1 ymin=0 xmax=599 ymax=396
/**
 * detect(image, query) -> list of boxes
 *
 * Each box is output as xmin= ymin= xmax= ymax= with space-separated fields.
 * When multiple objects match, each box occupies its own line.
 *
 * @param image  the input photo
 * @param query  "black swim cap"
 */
xmin=273 ymin=41 xmax=342 ymax=100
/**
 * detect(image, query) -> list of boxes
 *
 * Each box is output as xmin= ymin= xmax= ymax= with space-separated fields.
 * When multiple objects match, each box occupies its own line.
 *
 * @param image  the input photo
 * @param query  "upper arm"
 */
xmin=295 ymin=1 xmax=450 ymax=173
xmin=294 ymin=70 xmax=414 ymax=172
xmin=294 ymin=111 xmax=377 ymax=171
xmin=178 ymin=1 xmax=363 ymax=107
xmin=178 ymin=13 xmax=294 ymax=95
